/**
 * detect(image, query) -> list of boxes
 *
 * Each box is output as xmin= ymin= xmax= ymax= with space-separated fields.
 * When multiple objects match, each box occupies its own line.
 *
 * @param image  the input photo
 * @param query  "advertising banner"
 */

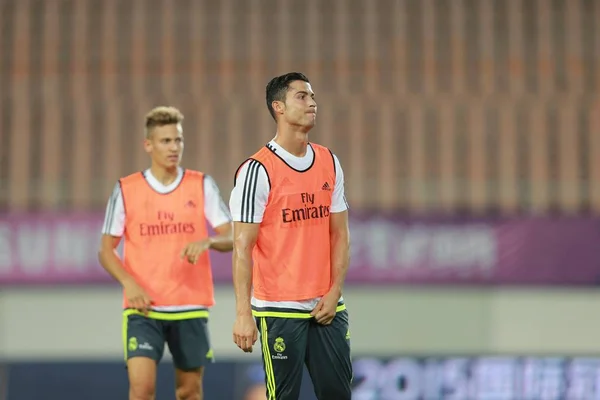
xmin=4 ymin=357 xmax=600 ymax=400
xmin=350 ymin=356 xmax=600 ymax=400
xmin=1 ymin=212 xmax=599 ymax=285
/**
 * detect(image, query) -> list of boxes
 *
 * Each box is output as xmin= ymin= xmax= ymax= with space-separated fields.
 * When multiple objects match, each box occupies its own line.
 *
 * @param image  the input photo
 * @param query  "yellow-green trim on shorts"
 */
xmin=252 ymin=304 xmax=346 ymax=319
xmin=123 ymin=309 xmax=209 ymax=320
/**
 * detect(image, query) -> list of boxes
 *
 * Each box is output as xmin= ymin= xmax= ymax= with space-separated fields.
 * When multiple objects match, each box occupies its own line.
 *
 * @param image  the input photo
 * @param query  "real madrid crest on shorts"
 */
xmin=128 ymin=337 xmax=138 ymax=351
xmin=273 ymin=337 xmax=286 ymax=353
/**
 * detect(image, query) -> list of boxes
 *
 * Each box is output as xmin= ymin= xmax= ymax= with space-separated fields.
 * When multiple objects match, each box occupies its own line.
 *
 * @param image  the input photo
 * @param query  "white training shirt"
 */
xmin=102 ymin=166 xmax=232 ymax=311
xmin=229 ymin=140 xmax=348 ymax=311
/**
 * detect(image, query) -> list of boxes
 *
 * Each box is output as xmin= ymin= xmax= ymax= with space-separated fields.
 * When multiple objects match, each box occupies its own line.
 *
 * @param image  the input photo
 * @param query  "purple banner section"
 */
xmin=1 ymin=212 xmax=600 ymax=285
xmin=348 ymin=213 xmax=600 ymax=285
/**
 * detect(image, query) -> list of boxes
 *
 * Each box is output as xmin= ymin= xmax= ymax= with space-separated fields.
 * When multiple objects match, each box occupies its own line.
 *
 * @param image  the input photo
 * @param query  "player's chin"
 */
xmin=303 ymin=119 xmax=316 ymax=128
xmin=165 ymin=157 xmax=180 ymax=166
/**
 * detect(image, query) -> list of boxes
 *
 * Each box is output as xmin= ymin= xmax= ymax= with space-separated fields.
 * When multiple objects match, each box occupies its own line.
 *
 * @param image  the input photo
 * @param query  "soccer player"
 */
xmin=98 ymin=106 xmax=233 ymax=400
xmin=229 ymin=72 xmax=353 ymax=399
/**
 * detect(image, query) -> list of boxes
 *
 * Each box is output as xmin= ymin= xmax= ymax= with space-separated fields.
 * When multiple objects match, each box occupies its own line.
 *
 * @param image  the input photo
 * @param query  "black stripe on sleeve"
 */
xmin=250 ymin=164 xmax=259 ymax=221
xmin=240 ymin=163 xmax=251 ymax=221
xmin=241 ymin=160 xmax=260 ymax=223
xmin=233 ymin=158 xmax=251 ymax=186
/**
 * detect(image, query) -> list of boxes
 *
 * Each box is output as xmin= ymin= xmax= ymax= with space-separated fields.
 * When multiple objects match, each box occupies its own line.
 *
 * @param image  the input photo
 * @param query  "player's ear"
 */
xmin=272 ymin=100 xmax=285 ymax=115
xmin=143 ymin=138 xmax=152 ymax=154
xmin=143 ymin=127 xmax=154 ymax=153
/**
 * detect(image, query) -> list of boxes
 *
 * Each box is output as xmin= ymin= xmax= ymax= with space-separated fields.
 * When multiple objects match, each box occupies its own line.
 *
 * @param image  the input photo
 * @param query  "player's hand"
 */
xmin=123 ymin=278 xmax=153 ymax=315
xmin=233 ymin=313 xmax=258 ymax=353
xmin=180 ymin=239 xmax=212 ymax=264
xmin=311 ymin=290 xmax=339 ymax=325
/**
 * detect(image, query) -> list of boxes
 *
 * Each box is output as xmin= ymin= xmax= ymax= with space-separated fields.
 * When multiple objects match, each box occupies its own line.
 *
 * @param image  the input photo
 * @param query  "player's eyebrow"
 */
xmin=294 ymin=90 xmax=315 ymax=97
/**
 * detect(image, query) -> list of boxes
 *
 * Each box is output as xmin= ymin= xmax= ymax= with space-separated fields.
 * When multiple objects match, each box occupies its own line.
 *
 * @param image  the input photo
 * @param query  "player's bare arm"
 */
xmin=207 ymin=221 xmax=233 ymax=251
xmin=232 ymin=221 xmax=259 ymax=353
xmin=311 ymin=210 xmax=350 ymax=325
xmin=181 ymin=222 xmax=233 ymax=264
xmin=98 ymin=234 xmax=153 ymax=314
xmin=328 ymin=210 xmax=350 ymax=295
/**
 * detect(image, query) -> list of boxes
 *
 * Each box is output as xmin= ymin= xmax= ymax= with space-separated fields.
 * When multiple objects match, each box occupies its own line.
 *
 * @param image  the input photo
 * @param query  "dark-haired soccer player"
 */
xmin=230 ymin=73 xmax=352 ymax=399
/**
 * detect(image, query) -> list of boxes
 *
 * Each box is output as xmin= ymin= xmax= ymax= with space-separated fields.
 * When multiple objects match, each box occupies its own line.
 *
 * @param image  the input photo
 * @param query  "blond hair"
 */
xmin=144 ymin=106 xmax=184 ymax=138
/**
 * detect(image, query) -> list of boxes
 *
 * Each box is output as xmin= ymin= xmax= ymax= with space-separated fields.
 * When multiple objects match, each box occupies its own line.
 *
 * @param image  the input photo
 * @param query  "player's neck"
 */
xmin=149 ymin=164 xmax=179 ymax=185
xmin=273 ymin=129 xmax=309 ymax=157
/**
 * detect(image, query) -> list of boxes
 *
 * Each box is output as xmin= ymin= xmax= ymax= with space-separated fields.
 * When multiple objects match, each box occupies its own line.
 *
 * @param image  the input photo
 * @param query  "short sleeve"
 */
xmin=102 ymin=182 xmax=126 ymax=236
xmin=203 ymin=175 xmax=233 ymax=229
xmin=229 ymin=159 xmax=270 ymax=223
xmin=330 ymin=154 xmax=349 ymax=213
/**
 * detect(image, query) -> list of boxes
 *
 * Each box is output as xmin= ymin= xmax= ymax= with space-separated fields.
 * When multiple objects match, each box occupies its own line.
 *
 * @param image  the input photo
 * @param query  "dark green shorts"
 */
xmin=256 ymin=309 xmax=353 ymax=400
xmin=123 ymin=309 xmax=214 ymax=371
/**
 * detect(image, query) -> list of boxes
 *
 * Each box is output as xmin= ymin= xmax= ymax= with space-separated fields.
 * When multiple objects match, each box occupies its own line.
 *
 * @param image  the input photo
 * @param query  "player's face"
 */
xmin=280 ymin=80 xmax=317 ymax=129
xmin=144 ymin=123 xmax=184 ymax=168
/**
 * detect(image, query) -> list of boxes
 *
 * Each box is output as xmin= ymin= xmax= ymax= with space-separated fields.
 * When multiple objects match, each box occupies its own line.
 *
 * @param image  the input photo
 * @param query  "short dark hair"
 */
xmin=265 ymin=72 xmax=310 ymax=121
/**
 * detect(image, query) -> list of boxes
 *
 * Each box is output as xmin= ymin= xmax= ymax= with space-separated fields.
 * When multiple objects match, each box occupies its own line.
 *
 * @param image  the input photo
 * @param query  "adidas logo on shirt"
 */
xmin=281 ymin=177 xmax=293 ymax=187
xmin=321 ymin=182 xmax=332 ymax=191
